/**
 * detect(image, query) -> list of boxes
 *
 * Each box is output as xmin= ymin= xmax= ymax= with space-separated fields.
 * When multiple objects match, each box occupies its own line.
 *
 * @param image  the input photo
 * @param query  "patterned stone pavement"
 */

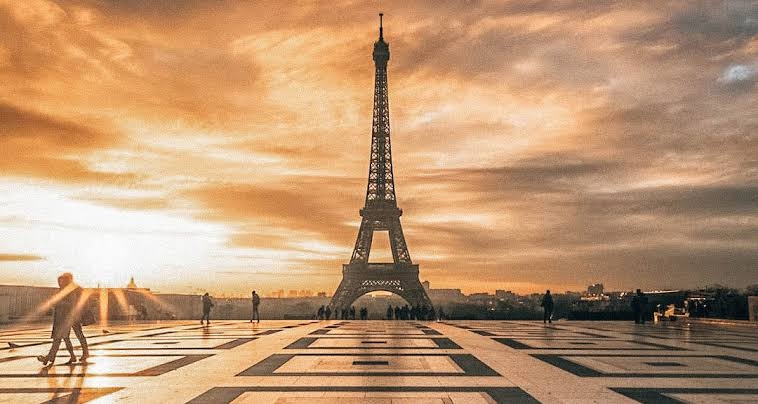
xmin=0 ymin=320 xmax=756 ymax=403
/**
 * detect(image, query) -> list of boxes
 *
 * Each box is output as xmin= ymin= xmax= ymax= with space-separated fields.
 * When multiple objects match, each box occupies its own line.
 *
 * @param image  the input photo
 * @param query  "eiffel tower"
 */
xmin=330 ymin=14 xmax=433 ymax=311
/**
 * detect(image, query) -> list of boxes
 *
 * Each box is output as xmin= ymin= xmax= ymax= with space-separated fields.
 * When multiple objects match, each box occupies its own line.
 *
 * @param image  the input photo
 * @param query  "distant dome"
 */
xmin=127 ymin=277 xmax=137 ymax=289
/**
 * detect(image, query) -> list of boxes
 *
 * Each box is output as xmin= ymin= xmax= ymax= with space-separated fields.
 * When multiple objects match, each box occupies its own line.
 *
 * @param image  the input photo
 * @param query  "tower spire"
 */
xmin=379 ymin=13 xmax=384 ymax=40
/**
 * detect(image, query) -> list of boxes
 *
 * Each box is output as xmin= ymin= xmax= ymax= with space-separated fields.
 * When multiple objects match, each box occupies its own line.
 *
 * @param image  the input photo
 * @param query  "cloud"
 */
xmin=0 ymin=102 xmax=136 ymax=184
xmin=185 ymin=176 xmax=364 ymax=248
xmin=720 ymin=64 xmax=756 ymax=82
xmin=0 ymin=0 xmax=756 ymax=294
xmin=0 ymin=254 xmax=44 ymax=261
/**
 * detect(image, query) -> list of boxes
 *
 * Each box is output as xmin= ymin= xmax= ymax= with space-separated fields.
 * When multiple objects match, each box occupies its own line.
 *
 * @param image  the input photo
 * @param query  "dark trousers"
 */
xmin=251 ymin=306 xmax=260 ymax=322
xmin=636 ymin=311 xmax=645 ymax=324
xmin=543 ymin=308 xmax=553 ymax=323
xmin=46 ymin=337 xmax=74 ymax=362
xmin=201 ymin=310 xmax=211 ymax=324
xmin=72 ymin=322 xmax=89 ymax=356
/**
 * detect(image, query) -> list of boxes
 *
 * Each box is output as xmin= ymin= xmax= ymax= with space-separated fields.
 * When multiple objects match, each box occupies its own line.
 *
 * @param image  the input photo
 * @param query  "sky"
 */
xmin=0 ymin=0 xmax=756 ymax=296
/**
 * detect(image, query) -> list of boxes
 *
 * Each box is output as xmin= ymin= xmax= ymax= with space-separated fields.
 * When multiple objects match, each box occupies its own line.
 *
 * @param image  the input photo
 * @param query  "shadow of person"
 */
xmin=43 ymin=358 xmax=89 ymax=402
xmin=38 ymin=364 xmax=51 ymax=376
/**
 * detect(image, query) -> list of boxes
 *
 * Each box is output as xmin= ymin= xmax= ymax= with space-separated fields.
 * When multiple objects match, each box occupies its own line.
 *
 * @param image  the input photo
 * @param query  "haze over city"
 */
xmin=0 ymin=0 xmax=756 ymax=296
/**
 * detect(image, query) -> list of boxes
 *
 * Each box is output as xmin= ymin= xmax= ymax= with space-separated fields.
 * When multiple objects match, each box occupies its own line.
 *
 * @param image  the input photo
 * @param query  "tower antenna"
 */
xmin=379 ymin=13 xmax=384 ymax=40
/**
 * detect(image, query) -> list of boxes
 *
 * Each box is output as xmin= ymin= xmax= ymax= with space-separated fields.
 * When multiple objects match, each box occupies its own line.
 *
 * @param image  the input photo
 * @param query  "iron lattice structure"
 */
xmin=330 ymin=14 xmax=433 ymax=311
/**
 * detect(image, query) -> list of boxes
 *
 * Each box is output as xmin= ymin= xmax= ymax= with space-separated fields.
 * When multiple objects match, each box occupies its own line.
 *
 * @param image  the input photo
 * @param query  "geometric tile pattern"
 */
xmin=0 ymin=319 xmax=756 ymax=403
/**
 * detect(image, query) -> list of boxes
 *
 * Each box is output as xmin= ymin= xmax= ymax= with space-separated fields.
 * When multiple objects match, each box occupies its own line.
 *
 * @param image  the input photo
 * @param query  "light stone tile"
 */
xmin=1 ymin=319 xmax=757 ymax=404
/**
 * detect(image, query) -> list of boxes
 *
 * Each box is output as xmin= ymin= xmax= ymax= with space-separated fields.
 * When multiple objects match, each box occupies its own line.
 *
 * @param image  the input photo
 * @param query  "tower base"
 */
xmin=330 ymin=263 xmax=433 ymax=310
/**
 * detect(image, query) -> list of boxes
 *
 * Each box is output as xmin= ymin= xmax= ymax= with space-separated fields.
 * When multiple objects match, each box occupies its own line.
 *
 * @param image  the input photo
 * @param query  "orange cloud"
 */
xmin=0 ymin=0 xmax=756 ymax=295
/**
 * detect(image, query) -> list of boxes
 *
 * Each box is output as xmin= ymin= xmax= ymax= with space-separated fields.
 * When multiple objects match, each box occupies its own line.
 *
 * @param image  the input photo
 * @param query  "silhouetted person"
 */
xmin=631 ymin=291 xmax=641 ymax=323
xmin=325 ymin=306 xmax=332 ymax=320
xmin=394 ymin=306 xmax=400 ymax=320
xmin=37 ymin=274 xmax=78 ymax=366
xmin=137 ymin=304 xmax=148 ymax=320
xmin=350 ymin=306 xmax=356 ymax=320
xmin=250 ymin=290 xmax=261 ymax=323
xmin=317 ymin=305 xmax=325 ymax=320
xmin=386 ymin=305 xmax=393 ymax=320
xmin=637 ymin=289 xmax=648 ymax=324
xmin=64 ymin=273 xmax=90 ymax=362
xmin=541 ymin=290 xmax=554 ymax=324
xmin=201 ymin=293 xmax=214 ymax=325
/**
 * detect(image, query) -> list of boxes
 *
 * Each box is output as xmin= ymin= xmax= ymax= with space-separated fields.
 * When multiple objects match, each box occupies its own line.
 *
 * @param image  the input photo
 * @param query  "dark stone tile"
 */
xmin=644 ymin=362 xmax=685 ymax=367
xmin=187 ymin=386 xmax=538 ymax=404
xmin=433 ymin=338 xmax=462 ymax=349
xmin=532 ymin=354 xmax=758 ymax=378
xmin=610 ymin=388 xmax=758 ymax=404
xmin=237 ymin=353 xmax=499 ymax=376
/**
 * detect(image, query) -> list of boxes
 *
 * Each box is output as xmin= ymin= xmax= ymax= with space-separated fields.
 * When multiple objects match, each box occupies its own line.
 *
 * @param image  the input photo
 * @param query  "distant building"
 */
xmin=427 ymin=288 xmax=465 ymax=302
xmin=317 ymin=291 xmax=327 ymax=297
xmin=288 ymin=290 xmax=299 ymax=298
xmin=587 ymin=283 xmax=604 ymax=296
xmin=422 ymin=281 xmax=464 ymax=304
xmin=495 ymin=290 xmax=515 ymax=299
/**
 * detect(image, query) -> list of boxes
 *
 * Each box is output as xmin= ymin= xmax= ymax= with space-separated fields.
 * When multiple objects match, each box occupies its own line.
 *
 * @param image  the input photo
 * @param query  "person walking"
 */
xmin=541 ymin=290 xmax=554 ymax=324
xmin=201 ymin=293 xmax=214 ymax=325
xmin=250 ymin=290 xmax=261 ymax=323
xmin=37 ymin=274 xmax=78 ymax=366
xmin=65 ymin=273 xmax=91 ymax=362
xmin=631 ymin=290 xmax=641 ymax=323
xmin=637 ymin=289 xmax=648 ymax=324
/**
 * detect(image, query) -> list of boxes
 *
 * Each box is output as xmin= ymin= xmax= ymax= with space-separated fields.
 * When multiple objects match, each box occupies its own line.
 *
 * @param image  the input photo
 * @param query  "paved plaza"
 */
xmin=0 ymin=320 xmax=756 ymax=403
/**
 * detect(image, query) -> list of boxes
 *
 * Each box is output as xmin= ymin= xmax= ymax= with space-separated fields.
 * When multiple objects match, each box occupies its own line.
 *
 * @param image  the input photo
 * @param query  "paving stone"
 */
xmin=0 ymin=320 xmax=755 ymax=403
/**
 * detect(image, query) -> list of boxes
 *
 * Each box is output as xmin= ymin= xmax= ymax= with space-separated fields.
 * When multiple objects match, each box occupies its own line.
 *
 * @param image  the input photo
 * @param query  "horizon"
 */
xmin=1 ymin=1 xmax=756 ymax=297
xmin=3 ymin=279 xmax=750 ymax=300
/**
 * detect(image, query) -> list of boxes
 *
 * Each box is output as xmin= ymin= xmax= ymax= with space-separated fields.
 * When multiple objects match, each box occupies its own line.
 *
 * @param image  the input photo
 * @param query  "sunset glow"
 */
xmin=1 ymin=1 xmax=756 ymax=295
